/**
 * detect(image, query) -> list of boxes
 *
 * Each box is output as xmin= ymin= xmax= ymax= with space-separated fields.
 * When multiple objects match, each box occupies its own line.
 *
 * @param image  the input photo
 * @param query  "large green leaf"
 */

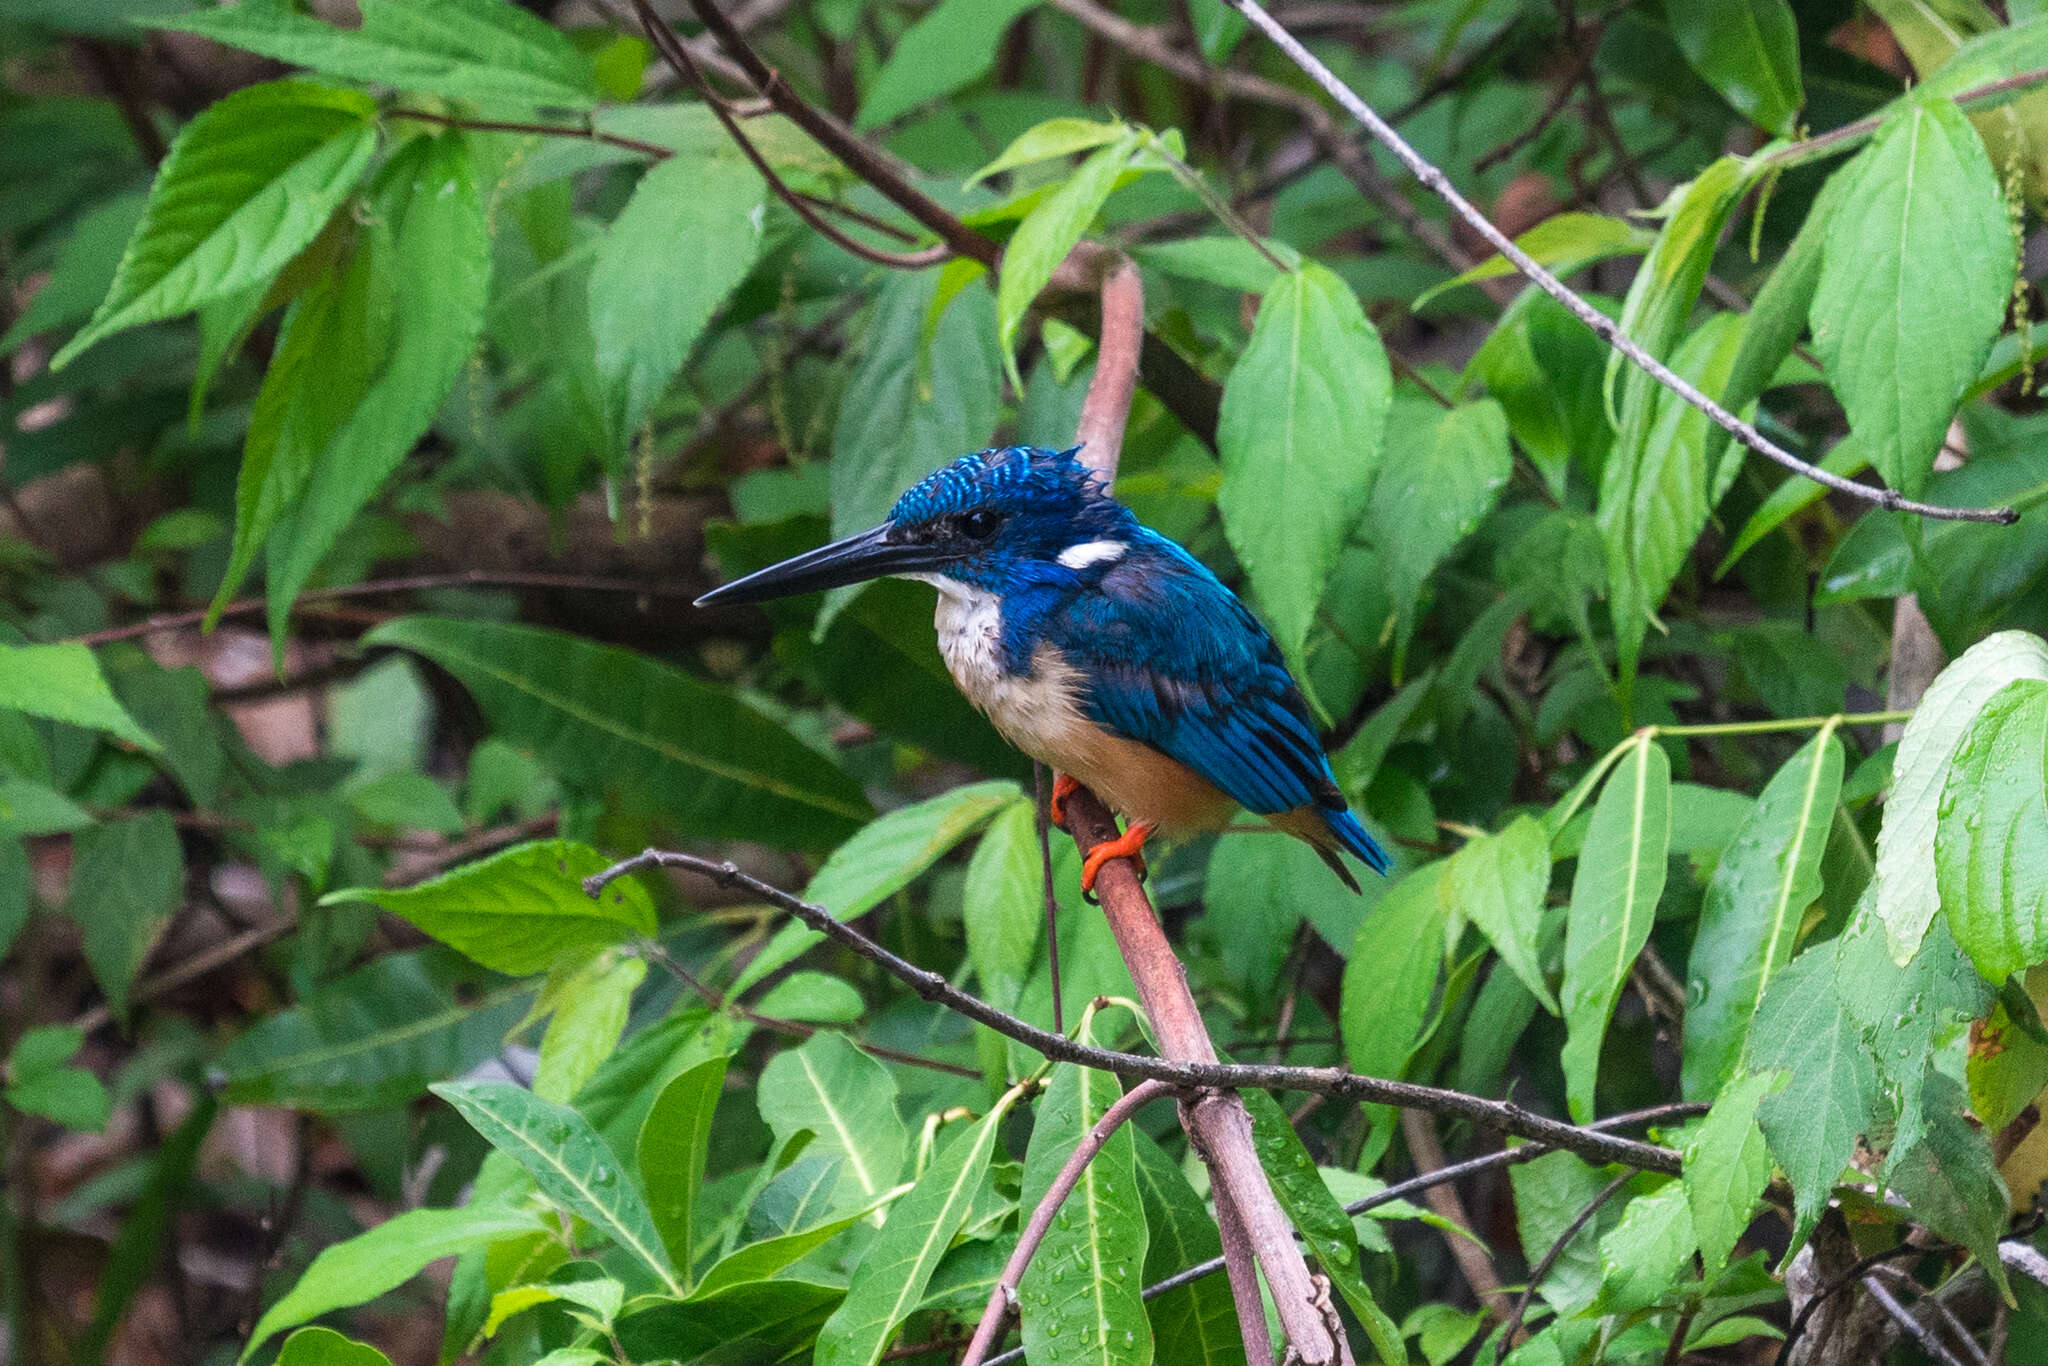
xmin=1682 ymin=727 xmax=1844 ymax=1098
xmin=1877 ymin=630 xmax=2048 ymax=961
xmin=1936 ymin=678 xmax=2048 ymax=982
xmin=1342 ymin=862 xmax=1450 ymax=1081
xmin=1682 ymin=1070 xmax=1778 ymax=1273
xmin=757 ymin=1031 xmax=908 ymax=1211
xmin=264 ymin=130 xmax=490 ymax=642
xmin=324 ymin=840 xmax=655 ymax=977
xmin=0 ymin=643 xmax=156 ymax=750
xmin=433 ymin=1079 xmax=681 ymax=1294
xmin=857 ymin=0 xmax=1043 ymax=127
xmin=638 ymin=1055 xmax=729 ymax=1287
xmin=1020 ymin=1028 xmax=1150 ymax=1366
xmin=242 ymin=1204 xmax=546 ymax=1360
xmin=1665 ymin=0 xmax=1803 ymax=133
xmin=1811 ymin=92 xmax=2013 ymax=500
xmin=1592 ymin=1180 xmax=1695 ymax=1315
xmin=813 ymin=1086 xmax=1026 ymax=1366
xmin=219 ymin=950 xmax=533 ymax=1112
xmin=365 ymin=616 xmax=870 ymax=849
xmin=156 ymin=0 xmax=597 ymax=109
xmin=1560 ymin=737 xmax=1671 ymax=1123
xmin=1510 ymin=1151 xmax=1625 ymax=1316
xmin=1131 ymin=1134 xmax=1246 ymax=1366
xmin=1218 ymin=262 xmax=1391 ymax=665
xmin=67 ymin=811 xmax=182 ymax=1022
xmin=590 ymin=153 xmax=764 ymax=450
xmin=1884 ymin=1068 xmax=2012 ymax=1298
xmin=53 ymin=81 xmax=377 ymax=367
xmin=1445 ymin=815 xmax=1557 ymax=1012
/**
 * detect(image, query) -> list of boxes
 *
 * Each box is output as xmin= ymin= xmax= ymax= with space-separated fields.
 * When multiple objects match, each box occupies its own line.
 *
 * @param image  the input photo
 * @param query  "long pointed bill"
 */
xmin=695 ymin=522 xmax=958 ymax=606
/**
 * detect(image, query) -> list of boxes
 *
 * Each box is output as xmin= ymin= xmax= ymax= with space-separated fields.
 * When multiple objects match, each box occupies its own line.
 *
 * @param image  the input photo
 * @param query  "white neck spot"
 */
xmin=1057 ymin=539 xmax=1126 ymax=570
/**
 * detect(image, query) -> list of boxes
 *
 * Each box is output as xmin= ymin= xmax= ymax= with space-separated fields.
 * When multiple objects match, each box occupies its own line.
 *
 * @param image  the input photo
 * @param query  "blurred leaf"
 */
xmin=220 ymin=950 xmax=533 ymax=1112
xmin=1131 ymin=1134 xmax=1245 ymax=1366
xmin=813 ymin=1084 xmax=1026 ymax=1366
xmin=590 ymin=152 xmax=763 ymax=450
xmin=1811 ymin=92 xmax=2012 ymax=501
xmin=54 ymin=81 xmax=378 ymax=368
xmin=858 ymin=0 xmax=1043 ymax=128
xmin=1746 ymin=943 xmax=1876 ymax=1240
xmin=155 ymin=0 xmax=598 ymax=108
xmin=1019 ymin=1048 xmax=1150 ymax=1366
xmin=324 ymin=840 xmax=655 ymax=977
xmin=1342 ymin=862 xmax=1450 ymax=1081
xmin=1414 ymin=212 xmax=1653 ymax=310
xmin=639 ymin=1055 xmax=729 ymax=1287
xmin=242 ymin=1204 xmax=546 ymax=1360
xmin=0 ymin=643 xmax=157 ymax=750
xmin=68 ymin=811 xmax=182 ymax=1022
xmin=5 ymin=1024 xmax=109 ymax=1131
xmin=1219 ymin=263 xmax=1391 ymax=665
xmin=433 ymin=1079 xmax=681 ymax=1294
xmin=366 ymin=616 xmax=872 ymax=850
xmin=531 ymin=952 xmax=646 ymax=1103
xmin=1132 ymin=234 xmax=1291 ymax=293
xmin=1877 ymin=631 xmax=2048 ymax=962
xmin=758 ymin=1032 xmax=907 ymax=1210
xmin=963 ymin=797 xmax=1041 ymax=1010
xmin=1665 ymin=0 xmax=1803 ymax=133
xmin=107 ymin=656 xmax=221 ymax=808
xmin=1683 ymin=727 xmax=1843 ymax=1098
xmin=275 ymin=1329 xmax=394 ymax=1366
xmin=1447 ymin=815 xmax=1557 ymax=1012
xmin=1936 ymin=678 xmax=2048 ymax=982
xmin=1683 ymin=1070 xmax=1778 ymax=1273
xmin=1560 ymin=737 xmax=1671 ymax=1122
xmin=344 ymin=772 xmax=466 ymax=836
xmin=0 ymin=780 xmax=93 ymax=838
xmin=78 ymin=1092 xmax=214 ymax=1362
xmin=1205 ymin=831 xmax=1362 ymax=1008
xmin=0 ymin=190 xmax=146 ymax=351
xmin=755 ymin=971 xmax=865 ymax=1023
xmin=996 ymin=132 xmax=1139 ymax=362
xmin=1467 ymin=292 xmax=1614 ymax=499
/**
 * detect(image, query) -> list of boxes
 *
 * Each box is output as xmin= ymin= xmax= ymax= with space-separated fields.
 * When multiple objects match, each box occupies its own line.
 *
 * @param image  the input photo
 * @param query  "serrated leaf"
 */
xmin=1561 ymin=737 xmax=1671 ymax=1122
xmin=1447 ymin=815 xmax=1557 ymax=1013
xmin=1885 ymin=1069 xmax=2011 ymax=1300
xmin=1936 ymin=678 xmax=2048 ymax=982
xmin=590 ymin=153 xmax=764 ymax=450
xmin=813 ymin=1085 xmax=1026 ymax=1366
xmin=433 ymin=1079 xmax=680 ymax=1294
xmin=365 ymin=616 xmax=871 ymax=850
xmin=54 ymin=81 xmax=377 ymax=368
xmin=1219 ymin=262 xmax=1391 ymax=665
xmin=1746 ymin=945 xmax=1877 ymax=1239
xmin=242 ymin=1204 xmax=545 ymax=1360
xmin=1665 ymin=0 xmax=1803 ymax=133
xmin=639 ymin=1054 xmax=728 ymax=1287
xmin=0 ymin=643 xmax=157 ymax=750
xmin=1811 ymin=92 xmax=2013 ymax=500
xmin=1682 ymin=726 xmax=1843 ymax=1098
xmin=1683 ymin=1070 xmax=1778 ymax=1273
xmin=758 ymin=1032 xmax=907 ymax=1211
xmin=1878 ymin=631 xmax=2048 ymax=961
xmin=323 ymin=840 xmax=655 ymax=977
xmin=1511 ymin=1151 xmax=1624 ymax=1316
xmin=1593 ymin=1181 xmax=1695 ymax=1314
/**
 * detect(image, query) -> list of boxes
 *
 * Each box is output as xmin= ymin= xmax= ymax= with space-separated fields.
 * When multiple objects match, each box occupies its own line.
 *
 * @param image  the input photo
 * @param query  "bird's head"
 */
xmin=696 ymin=445 xmax=1137 ymax=606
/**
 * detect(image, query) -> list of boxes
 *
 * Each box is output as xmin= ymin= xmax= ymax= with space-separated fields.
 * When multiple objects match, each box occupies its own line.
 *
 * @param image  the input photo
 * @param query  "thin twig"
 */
xmin=1862 ymin=1275 xmax=1971 ymax=1366
xmin=1218 ymin=0 xmax=2022 ymax=526
xmin=385 ymin=107 xmax=673 ymax=161
xmin=1499 ymin=1171 xmax=1632 ymax=1347
xmin=958 ymin=1079 xmax=1181 ymax=1366
xmin=1401 ymin=1108 xmax=1513 ymax=1319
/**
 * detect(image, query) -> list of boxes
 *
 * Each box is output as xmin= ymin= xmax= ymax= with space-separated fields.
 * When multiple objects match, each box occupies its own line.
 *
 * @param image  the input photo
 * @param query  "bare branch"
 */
xmin=1499 ymin=1171 xmax=1632 ymax=1348
xmin=1862 ymin=1275 xmax=1975 ymax=1366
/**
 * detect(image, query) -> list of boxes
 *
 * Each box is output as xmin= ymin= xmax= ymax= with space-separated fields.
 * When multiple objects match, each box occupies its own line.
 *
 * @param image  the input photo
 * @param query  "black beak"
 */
xmin=695 ymin=522 xmax=959 ymax=606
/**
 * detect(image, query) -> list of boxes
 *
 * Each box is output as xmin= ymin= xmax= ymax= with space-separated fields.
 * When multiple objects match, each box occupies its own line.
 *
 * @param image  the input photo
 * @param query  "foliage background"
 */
xmin=6 ymin=0 xmax=2048 ymax=1363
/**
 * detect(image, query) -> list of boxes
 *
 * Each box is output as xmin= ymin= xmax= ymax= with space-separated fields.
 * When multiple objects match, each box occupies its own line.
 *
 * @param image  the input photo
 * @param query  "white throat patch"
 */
xmin=1056 ymin=539 xmax=1126 ymax=570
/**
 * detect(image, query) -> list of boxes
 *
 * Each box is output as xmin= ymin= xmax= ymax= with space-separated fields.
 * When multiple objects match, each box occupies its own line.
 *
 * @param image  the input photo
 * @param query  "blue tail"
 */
xmin=1321 ymin=807 xmax=1392 ymax=878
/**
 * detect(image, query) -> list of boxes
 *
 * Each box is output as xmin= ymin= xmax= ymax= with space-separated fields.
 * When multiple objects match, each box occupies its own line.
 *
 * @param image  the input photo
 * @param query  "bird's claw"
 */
xmin=1049 ymin=772 xmax=1080 ymax=829
xmin=1080 ymin=820 xmax=1155 ymax=895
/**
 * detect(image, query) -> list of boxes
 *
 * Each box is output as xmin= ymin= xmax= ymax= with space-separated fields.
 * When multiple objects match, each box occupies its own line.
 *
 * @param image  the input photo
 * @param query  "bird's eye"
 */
xmin=959 ymin=509 xmax=1003 ymax=540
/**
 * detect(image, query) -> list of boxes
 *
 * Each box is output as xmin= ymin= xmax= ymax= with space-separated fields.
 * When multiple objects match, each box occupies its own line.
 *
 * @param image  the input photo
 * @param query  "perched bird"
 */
xmin=698 ymin=445 xmax=1389 ymax=893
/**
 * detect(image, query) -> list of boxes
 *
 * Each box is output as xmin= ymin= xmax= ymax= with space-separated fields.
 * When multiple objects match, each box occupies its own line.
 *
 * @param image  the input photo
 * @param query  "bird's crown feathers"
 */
xmin=888 ymin=445 xmax=1129 ymax=537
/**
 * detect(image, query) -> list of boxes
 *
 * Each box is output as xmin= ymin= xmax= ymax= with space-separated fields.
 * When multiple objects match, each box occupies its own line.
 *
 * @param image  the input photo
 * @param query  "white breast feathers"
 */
xmin=918 ymin=575 xmax=1093 ymax=768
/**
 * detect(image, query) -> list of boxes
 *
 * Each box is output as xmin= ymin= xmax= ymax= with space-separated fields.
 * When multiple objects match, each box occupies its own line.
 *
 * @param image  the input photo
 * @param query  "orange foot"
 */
xmin=1081 ymin=820 xmax=1156 ymax=894
xmin=1049 ymin=772 xmax=1080 ymax=828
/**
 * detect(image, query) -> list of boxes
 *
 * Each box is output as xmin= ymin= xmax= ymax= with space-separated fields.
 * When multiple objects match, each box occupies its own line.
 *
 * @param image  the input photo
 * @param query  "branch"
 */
xmin=1498 ymin=1171 xmax=1631 ymax=1347
xmin=1400 ymin=1108 xmax=1512 ymax=1319
xmin=958 ymin=1078 xmax=1182 ymax=1366
xmin=1862 ymin=1275 xmax=1975 ymax=1366
xmin=1218 ymin=0 xmax=2023 ymax=526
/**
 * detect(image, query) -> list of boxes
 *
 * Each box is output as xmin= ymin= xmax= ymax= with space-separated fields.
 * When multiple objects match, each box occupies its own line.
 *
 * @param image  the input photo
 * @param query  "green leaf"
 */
xmin=1342 ymin=862 xmax=1451 ymax=1081
xmin=1717 ymin=439 xmax=1867 ymax=575
xmin=963 ymin=797 xmax=1042 ymax=1010
xmin=1936 ymin=678 xmax=2048 ymax=982
xmin=1413 ymin=212 xmax=1653 ymax=310
xmin=275 ymin=1329 xmax=393 ymax=1366
xmin=737 ymin=781 xmax=1019 ymax=996
xmin=531 ymin=952 xmax=646 ymax=1103
xmin=6 ymin=1064 xmax=110 ymax=1132
xmin=1365 ymin=399 xmax=1511 ymax=673
xmin=1132 ymin=235 xmax=1292 ymax=293
xmin=0 ymin=190 xmax=146 ymax=352
xmin=53 ymin=81 xmax=378 ymax=368
xmin=219 ymin=949 xmax=533 ymax=1112
xmin=1811 ymin=93 xmax=2013 ymax=500
xmin=1241 ymin=1088 xmax=1405 ymax=1363
xmin=242 ymin=1204 xmax=546 ymax=1360
xmin=1746 ymin=944 xmax=1877 ymax=1239
xmin=639 ymin=1054 xmax=728 ymax=1288
xmin=1592 ymin=1180 xmax=1695 ymax=1314
xmin=970 ymin=117 xmax=1129 ymax=186
xmin=755 ymin=972 xmax=865 ymax=1023
xmin=758 ymin=1031 xmax=907 ymax=1210
xmin=1682 ymin=727 xmax=1843 ymax=1099
xmin=1447 ymin=816 xmax=1557 ymax=1013
xmin=1205 ymin=832 xmax=1366 ymax=1008
xmin=1836 ymin=905 xmax=1990 ymax=1127
xmin=590 ymin=153 xmax=764 ymax=449
xmin=1682 ymin=1070 xmax=1778 ymax=1273
xmin=365 ymin=616 xmax=871 ymax=850
xmin=1884 ymin=1068 xmax=2012 ymax=1299
xmin=1019 ymin=1054 xmax=1151 ymax=1366
xmin=1510 ymin=1151 xmax=1624 ymax=1315
xmin=1131 ymin=1134 xmax=1246 ymax=1366
xmin=1466 ymin=292 xmax=1614 ymax=499
xmin=155 ymin=0 xmax=597 ymax=109
xmin=107 ymin=656 xmax=222 ymax=809
xmin=858 ymin=0 xmax=1043 ymax=127
xmin=0 ymin=781 xmax=93 ymax=839
xmin=432 ymin=1079 xmax=681 ymax=1294
xmin=1219 ymin=262 xmax=1391 ymax=665
xmin=68 ymin=811 xmax=182 ymax=1022
xmin=996 ymin=132 xmax=1139 ymax=363
xmin=264 ymin=130 xmax=490 ymax=642
xmin=814 ymin=1085 xmax=1027 ymax=1366
xmin=1878 ymin=630 xmax=2048 ymax=962
xmin=1560 ymin=737 xmax=1671 ymax=1123
xmin=692 ymin=1207 xmax=869 ymax=1298
xmin=0 ymin=643 xmax=157 ymax=750
xmin=324 ymin=840 xmax=655 ymax=977
xmin=1665 ymin=0 xmax=1804 ymax=134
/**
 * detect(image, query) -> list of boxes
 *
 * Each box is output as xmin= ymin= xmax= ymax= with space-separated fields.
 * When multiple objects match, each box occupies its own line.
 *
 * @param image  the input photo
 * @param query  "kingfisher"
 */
xmin=697 ymin=445 xmax=1389 ymax=894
